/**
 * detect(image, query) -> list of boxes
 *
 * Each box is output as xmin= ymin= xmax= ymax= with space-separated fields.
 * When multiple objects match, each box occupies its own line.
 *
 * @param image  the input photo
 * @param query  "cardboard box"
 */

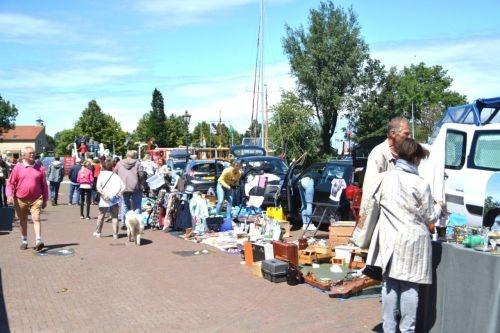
xmin=329 ymin=222 xmax=355 ymax=237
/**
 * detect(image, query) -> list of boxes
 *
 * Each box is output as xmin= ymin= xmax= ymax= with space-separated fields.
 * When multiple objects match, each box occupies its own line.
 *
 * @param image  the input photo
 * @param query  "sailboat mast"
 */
xmin=259 ymin=0 xmax=265 ymax=149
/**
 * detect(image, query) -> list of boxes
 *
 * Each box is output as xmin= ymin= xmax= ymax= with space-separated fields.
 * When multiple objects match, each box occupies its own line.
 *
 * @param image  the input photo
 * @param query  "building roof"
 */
xmin=0 ymin=126 xmax=44 ymax=141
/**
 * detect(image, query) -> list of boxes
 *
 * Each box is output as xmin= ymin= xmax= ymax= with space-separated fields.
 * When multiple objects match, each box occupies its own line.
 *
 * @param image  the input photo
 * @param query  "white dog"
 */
xmin=125 ymin=211 xmax=144 ymax=245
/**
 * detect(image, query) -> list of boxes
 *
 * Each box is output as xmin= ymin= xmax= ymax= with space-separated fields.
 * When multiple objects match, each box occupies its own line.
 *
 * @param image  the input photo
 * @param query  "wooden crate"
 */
xmin=329 ymin=235 xmax=351 ymax=247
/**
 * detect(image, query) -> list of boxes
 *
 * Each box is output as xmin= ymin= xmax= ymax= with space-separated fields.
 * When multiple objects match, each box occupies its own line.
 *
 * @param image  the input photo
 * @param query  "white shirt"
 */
xmin=96 ymin=171 xmax=125 ymax=207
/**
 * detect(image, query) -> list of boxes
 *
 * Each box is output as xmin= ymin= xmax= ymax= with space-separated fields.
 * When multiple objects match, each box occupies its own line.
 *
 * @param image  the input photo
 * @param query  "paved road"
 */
xmin=0 ymin=184 xmax=381 ymax=333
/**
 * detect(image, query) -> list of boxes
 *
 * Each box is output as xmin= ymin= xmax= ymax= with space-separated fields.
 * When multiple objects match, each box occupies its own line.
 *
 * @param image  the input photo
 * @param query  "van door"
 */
xmin=464 ymin=129 xmax=500 ymax=226
xmin=444 ymin=129 xmax=467 ymax=216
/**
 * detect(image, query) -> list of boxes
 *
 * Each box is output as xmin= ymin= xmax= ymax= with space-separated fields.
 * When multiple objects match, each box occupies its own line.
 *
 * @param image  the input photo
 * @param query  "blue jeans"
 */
xmin=216 ymin=183 xmax=233 ymax=219
xmin=122 ymin=191 xmax=142 ymax=217
xmin=68 ymin=183 xmax=80 ymax=204
xmin=298 ymin=177 xmax=314 ymax=226
xmin=49 ymin=181 xmax=61 ymax=202
xmin=382 ymin=276 xmax=419 ymax=333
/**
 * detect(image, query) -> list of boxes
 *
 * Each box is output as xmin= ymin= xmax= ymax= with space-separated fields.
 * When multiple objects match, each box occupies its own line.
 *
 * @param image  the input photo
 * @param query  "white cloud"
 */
xmin=136 ymin=0 xmax=293 ymax=26
xmin=70 ymin=52 xmax=125 ymax=63
xmin=0 ymin=13 xmax=65 ymax=39
xmin=0 ymin=65 xmax=139 ymax=89
xmin=371 ymin=35 xmax=500 ymax=101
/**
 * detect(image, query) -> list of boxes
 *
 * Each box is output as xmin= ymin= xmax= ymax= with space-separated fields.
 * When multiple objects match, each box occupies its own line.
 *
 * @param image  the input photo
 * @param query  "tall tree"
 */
xmin=0 ymin=94 xmax=19 ymax=134
xmin=149 ymin=89 xmax=167 ymax=146
xmin=282 ymin=1 xmax=369 ymax=154
xmin=268 ymin=91 xmax=321 ymax=160
xmin=132 ymin=113 xmax=152 ymax=143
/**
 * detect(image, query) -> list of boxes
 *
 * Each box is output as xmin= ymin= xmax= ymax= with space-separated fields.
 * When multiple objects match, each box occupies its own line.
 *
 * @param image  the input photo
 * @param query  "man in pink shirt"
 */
xmin=7 ymin=146 xmax=49 ymax=251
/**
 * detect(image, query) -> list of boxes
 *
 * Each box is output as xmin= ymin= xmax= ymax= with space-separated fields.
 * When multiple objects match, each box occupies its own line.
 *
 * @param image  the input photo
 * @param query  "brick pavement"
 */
xmin=0 ymin=184 xmax=382 ymax=333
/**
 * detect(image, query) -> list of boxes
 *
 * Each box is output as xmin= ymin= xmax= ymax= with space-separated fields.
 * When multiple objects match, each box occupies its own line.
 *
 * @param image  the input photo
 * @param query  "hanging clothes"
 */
xmin=173 ymin=196 xmax=192 ymax=231
xmin=189 ymin=193 xmax=209 ymax=234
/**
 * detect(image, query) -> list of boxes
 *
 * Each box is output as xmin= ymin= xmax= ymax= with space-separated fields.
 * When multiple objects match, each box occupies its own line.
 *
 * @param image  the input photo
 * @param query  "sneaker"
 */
xmin=34 ymin=242 xmax=44 ymax=252
xmin=80 ymin=216 xmax=84 ymax=219
xmin=85 ymin=217 xmax=91 ymax=220
xmin=20 ymin=242 xmax=28 ymax=250
xmin=113 ymin=234 xmax=118 ymax=240
xmin=93 ymin=232 xmax=101 ymax=238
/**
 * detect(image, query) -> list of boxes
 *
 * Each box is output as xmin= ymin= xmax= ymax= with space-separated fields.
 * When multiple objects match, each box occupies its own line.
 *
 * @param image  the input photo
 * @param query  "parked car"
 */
xmin=183 ymin=159 xmax=227 ymax=193
xmin=230 ymin=145 xmax=266 ymax=158
xmin=279 ymin=136 xmax=385 ymax=227
xmin=167 ymin=158 xmax=188 ymax=176
xmin=234 ymin=156 xmax=289 ymax=207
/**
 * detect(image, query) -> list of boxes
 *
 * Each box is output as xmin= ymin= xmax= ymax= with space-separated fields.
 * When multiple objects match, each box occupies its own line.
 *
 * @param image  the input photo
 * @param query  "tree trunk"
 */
xmin=321 ymin=123 xmax=332 ymax=155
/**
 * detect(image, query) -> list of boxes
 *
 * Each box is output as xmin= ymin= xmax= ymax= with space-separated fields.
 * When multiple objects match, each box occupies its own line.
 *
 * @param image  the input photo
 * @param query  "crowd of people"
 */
xmin=1 ymin=147 xmax=184 ymax=251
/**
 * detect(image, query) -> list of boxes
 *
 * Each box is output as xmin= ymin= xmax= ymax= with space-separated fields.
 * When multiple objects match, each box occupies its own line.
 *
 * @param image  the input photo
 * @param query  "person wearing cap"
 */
xmin=68 ymin=158 xmax=82 ymax=205
xmin=215 ymin=161 xmax=242 ymax=219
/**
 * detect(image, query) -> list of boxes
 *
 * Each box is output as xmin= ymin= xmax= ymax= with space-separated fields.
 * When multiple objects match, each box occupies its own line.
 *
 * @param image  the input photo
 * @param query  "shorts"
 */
xmin=14 ymin=196 xmax=43 ymax=222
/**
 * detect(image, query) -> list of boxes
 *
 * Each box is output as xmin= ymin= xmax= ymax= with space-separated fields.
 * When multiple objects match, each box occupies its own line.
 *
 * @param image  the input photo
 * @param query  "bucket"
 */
xmin=334 ymin=245 xmax=356 ymax=262
xmin=146 ymin=173 xmax=166 ymax=190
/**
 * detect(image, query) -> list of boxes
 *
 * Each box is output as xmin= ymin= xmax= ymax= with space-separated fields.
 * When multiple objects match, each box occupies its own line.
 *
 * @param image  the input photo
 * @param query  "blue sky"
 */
xmin=1 ymin=0 xmax=499 ymax=150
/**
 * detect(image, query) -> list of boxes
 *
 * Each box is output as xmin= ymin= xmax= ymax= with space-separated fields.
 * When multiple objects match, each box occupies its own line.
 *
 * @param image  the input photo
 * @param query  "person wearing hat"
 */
xmin=215 ymin=161 xmax=242 ymax=219
xmin=68 ymin=158 xmax=82 ymax=205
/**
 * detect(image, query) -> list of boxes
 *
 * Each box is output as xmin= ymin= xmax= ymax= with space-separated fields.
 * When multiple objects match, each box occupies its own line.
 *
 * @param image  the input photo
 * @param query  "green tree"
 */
xmin=192 ymin=121 xmax=214 ymax=147
xmin=132 ymin=113 xmax=153 ymax=143
xmin=355 ymin=62 xmax=467 ymax=141
xmin=73 ymin=100 xmax=128 ymax=155
xmin=54 ymin=128 xmax=78 ymax=156
xmin=165 ymin=114 xmax=188 ymax=147
xmin=268 ymin=91 xmax=321 ymax=160
xmin=397 ymin=63 xmax=466 ymax=141
xmin=149 ymin=89 xmax=167 ymax=146
xmin=282 ymin=1 xmax=369 ymax=154
xmin=244 ymin=119 xmax=261 ymax=138
xmin=0 ymin=94 xmax=19 ymax=134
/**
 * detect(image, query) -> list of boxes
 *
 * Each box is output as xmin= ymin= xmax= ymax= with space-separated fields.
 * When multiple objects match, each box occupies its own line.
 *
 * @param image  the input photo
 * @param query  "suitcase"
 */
xmin=261 ymin=259 xmax=289 ymax=283
xmin=272 ymin=241 xmax=298 ymax=266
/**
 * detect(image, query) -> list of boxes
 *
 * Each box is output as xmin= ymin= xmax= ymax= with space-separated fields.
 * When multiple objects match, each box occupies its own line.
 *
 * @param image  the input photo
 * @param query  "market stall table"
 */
xmin=418 ymin=241 xmax=500 ymax=333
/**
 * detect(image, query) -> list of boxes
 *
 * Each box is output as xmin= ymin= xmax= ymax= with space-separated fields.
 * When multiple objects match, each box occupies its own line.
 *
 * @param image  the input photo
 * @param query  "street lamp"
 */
xmin=182 ymin=110 xmax=191 ymax=163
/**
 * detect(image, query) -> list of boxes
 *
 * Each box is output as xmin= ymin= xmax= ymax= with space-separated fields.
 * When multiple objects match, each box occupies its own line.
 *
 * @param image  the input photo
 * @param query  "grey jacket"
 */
xmin=47 ymin=161 xmax=65 ymax=182
xmin=114 ymin=158 xmax=142 ymax=193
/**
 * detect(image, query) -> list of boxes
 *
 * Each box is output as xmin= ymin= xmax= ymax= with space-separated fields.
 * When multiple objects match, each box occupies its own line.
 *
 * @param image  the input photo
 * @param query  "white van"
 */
xmin=421 ymin=98 xmax=500 ymax=227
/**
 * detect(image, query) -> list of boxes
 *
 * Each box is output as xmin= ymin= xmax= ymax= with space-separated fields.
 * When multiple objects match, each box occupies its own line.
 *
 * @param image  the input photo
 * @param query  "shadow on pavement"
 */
xmin=40 ymin=243 xmax=80 ymax=252
xmin=139 ymin=238 xmax=153 ymax=246
xmin=0 ymin=269 xmax=10 ymax=333
xmin=0 ymin=232 xmax=10 ymax=236
xmin=372 ymin=323 xmax=383 ymax=332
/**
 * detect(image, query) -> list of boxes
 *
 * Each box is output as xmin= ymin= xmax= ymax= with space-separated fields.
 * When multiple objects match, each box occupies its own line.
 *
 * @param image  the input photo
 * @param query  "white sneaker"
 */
xmin=113 ymin=234 xmax=118 ymax=240
xmin=93 ymin=232 xmax=101 ymax=238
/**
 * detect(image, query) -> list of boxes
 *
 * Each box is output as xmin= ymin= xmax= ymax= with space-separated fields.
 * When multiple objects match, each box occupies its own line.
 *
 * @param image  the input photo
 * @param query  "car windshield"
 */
xmin=318 ymin=163 xmax=351 ymax=185
xmin=173 ymin=161 xmax=186 ymax=170
xmin=243 ymin=159 xmax=288 ymax=175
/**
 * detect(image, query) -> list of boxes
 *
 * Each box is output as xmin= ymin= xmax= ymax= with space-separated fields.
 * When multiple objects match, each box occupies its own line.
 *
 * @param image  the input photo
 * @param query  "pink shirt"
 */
xmin=6 ymin=162 xmax=49 ymax=202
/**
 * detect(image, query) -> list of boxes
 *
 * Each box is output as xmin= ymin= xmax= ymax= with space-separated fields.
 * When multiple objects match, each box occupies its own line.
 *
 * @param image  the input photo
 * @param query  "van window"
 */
xmin=445 ymin=131 xmax=466 ymax=169
xmin=470 ymin=131 xmax=500 ymax=171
